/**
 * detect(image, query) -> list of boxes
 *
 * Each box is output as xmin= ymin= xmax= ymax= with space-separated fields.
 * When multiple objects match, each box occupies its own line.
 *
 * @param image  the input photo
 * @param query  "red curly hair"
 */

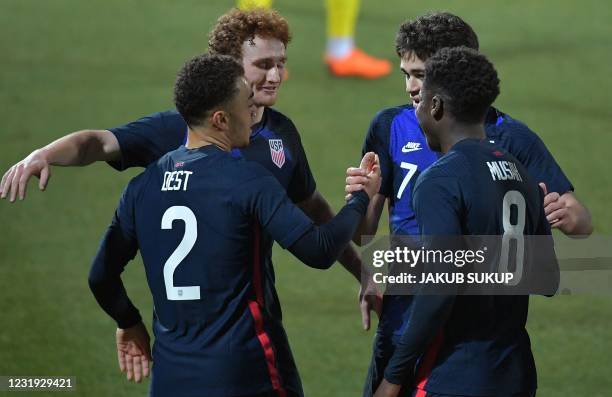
xmin=208 ymin=8 xmax=291 ymax=60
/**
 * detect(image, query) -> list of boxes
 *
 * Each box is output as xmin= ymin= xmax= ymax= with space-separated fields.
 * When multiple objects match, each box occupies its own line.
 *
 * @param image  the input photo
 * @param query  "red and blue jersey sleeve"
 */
xmin=236 ymin=167 xmax=314 ymax=249
xmin=88 ymin=174 xmax=145 ymax=328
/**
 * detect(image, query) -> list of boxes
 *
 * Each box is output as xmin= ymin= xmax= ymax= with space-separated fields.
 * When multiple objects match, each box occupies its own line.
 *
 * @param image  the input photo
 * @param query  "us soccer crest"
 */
xmin=268 ymin=139 xmax=285 ymax=168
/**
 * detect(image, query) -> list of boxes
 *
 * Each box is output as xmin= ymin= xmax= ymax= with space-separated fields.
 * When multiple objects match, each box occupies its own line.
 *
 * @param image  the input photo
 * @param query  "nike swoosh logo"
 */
xmin=401 ymin=142 xmax=422 ymax=153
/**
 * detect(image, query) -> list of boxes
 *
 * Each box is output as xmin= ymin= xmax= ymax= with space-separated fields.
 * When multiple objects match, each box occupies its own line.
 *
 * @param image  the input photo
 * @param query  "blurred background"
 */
xmin=1 ymin=0 xmax=611 ymax=395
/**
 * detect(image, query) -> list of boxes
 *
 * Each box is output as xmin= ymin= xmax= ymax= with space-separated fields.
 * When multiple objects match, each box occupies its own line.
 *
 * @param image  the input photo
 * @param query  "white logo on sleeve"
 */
xmin=401 ymin=142 xmax=422 ymax=153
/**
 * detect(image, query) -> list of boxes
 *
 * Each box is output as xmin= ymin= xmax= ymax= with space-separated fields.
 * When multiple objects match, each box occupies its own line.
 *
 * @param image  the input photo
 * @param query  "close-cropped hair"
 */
xmin=424 ymin=46 xmax=499 ymax=123
xmin=208 ymin=8 xmax=291 ymax=60
xmin=174 ymin=54 xmax=245 ymax=128
xmin=396 ymin=12 xmax=479 ymax=59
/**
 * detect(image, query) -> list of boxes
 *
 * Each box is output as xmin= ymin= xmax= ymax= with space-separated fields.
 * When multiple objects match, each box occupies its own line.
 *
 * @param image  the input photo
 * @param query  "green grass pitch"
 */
xmin=1 ymin=0 xmax=611 ymax=395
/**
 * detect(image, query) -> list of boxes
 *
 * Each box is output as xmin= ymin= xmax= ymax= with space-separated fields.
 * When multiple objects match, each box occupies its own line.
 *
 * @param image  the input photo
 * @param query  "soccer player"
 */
xmin=237 ymin=0 xmax=392 ymax=79
xmin=88 ymin=53 xmax=381 ymax=397
xmin=372 ymin=47 xmax=557 ymax=397
xmin=345 ymin=12 xmax=592 ymax=396
xmin=0 ymin=8 xmax=380 ymax=324
xmin=353 ymin=12 xmax=591 ymax=241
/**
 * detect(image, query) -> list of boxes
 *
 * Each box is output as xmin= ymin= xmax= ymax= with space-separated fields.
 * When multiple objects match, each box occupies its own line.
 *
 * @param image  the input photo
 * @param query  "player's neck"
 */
xmin=441 ymin=123 xmax=486 ymax=153
xmin=253 ymin=106 xmax=265 ymax=123
xmin=185 ymin=128 xmax=232 ymax=152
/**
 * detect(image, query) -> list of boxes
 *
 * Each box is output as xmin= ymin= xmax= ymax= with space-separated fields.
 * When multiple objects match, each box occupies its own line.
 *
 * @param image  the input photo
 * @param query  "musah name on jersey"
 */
xmin=486 ymin=160 xmax=523 ymax=182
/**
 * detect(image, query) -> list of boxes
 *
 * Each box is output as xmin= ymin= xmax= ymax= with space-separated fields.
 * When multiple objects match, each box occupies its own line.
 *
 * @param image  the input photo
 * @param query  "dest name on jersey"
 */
xmin=161 ymin=170 xmax=193 ymax=192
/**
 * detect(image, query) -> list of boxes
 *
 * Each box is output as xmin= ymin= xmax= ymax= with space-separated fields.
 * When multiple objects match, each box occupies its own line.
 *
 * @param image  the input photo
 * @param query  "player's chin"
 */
xmin=254 ymin=92 xmax=278 ymax=107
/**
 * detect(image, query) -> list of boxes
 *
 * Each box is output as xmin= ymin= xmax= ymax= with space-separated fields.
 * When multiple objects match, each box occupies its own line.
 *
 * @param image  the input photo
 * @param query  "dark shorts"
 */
xmin=234 ymin=391 xmax=300 ymax=397
xmin=362 ymin=333 xmax=536 ymax=397
xmin=411 ymin=392 xmax=536 ymax=397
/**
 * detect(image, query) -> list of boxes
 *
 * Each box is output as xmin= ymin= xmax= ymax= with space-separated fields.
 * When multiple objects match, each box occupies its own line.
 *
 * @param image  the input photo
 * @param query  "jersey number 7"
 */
xmin=397 ymin=162 xmax=418 ymax=199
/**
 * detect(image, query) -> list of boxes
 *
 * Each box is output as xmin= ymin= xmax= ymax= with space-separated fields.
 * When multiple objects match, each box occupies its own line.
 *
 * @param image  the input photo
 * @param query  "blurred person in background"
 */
xmin=239 ymin=0 xmax=391 ymax=79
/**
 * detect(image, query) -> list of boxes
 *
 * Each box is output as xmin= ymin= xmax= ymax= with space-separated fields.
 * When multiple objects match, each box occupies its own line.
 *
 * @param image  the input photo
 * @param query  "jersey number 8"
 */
xmin=499 ymin=190 xmax=526 ymax=286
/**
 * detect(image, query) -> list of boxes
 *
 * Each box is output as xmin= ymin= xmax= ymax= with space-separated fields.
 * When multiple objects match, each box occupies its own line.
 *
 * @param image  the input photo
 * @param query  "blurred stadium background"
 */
xmin=1 ymin=0 xmax=611 ymax=395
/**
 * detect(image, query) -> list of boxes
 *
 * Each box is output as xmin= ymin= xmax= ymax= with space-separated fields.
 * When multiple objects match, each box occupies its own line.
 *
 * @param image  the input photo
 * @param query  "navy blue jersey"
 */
xmin=97 ymin=145 xmax=315 ymax=396
xmin=362 ymin=105 xmax=572 ymax=236
xmin=362 ymin=105 xmax=572 ymax=339
xmin=383 ymin=139 xmax=555 ymax=395
xmin=107 ymin=107 xmax=316 ymax=344
xmin=108 ymin=107 xmax=316 ymax=204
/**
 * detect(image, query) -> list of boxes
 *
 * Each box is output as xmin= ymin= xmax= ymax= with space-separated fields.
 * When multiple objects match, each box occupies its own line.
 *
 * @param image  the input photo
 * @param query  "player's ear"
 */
xmin=431 ymin=95 xmax=444 ymax=121
xmin=210 ymin=110 xmax=230 ymax=131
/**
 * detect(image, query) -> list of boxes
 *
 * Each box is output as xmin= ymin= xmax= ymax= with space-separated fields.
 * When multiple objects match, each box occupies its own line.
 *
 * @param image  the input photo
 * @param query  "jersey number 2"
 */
xmin=161 ymin=206 xmax=201 ymax=300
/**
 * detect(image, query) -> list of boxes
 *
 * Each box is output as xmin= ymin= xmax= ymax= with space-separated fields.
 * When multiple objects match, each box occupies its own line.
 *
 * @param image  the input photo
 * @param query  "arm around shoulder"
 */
xmin=0 ymin=129 xmax=120 ymax=201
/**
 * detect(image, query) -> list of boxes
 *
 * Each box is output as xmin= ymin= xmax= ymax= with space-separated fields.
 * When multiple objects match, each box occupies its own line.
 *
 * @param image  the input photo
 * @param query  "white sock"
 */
xmin=326 ymin=37 xmax=354 ymax=59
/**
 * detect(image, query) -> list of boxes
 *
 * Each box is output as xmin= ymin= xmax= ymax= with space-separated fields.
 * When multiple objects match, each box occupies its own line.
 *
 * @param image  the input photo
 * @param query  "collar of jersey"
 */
xmin=249 ymin=107 xmax=269 ymax=139
xmin=180 ymin=144 xmax=226 ymax=157
xmin=450 ymin=137 xmax=488 ymax=152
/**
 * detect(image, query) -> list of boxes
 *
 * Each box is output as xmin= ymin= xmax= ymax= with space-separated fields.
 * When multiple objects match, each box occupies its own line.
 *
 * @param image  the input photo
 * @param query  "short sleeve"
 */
xmin=238 ymin=172 xmax=314 ymax=249
xmin=412 ymin=172 xmax=463 ymax=235
xmin=107 ymin=110 xmax=187 ymax=170
xmin=362 ymin=111 xmax=394 ymax=197
xmin=520 ymin=133 xmax=573 ymax=194
xmin=492 ymin=115 xmax=574 ymax=194
xmin=285 ymin=124 xmax=317 ymax=203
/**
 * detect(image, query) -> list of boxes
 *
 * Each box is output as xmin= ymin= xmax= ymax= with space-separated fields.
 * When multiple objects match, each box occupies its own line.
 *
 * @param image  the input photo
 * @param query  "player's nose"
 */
xmin=267 ymin=66 xmax=281 ymax=83
xmin=406 ymin=76 xmax=420 ymax=94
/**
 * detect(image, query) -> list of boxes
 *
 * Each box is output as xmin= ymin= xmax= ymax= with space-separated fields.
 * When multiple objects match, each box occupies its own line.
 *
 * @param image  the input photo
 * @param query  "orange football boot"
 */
xmin=326 ymin=49 xmax=392 ymax=79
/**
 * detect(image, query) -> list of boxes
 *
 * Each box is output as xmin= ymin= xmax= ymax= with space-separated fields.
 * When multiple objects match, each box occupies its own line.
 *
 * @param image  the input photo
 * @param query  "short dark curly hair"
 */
xmin=208 ymin=8 xmax=291 ymax=60
xmin=424 ymin=46 xmax=499 ymax=123
xmin=174 ymin=54 xmax=245 ymax=128
xmin=395 ymin=12 xmax=479 ymax=59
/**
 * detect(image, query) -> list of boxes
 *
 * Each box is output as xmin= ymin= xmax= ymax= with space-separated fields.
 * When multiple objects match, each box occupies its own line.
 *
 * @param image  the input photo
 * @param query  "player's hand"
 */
xmin=345 ymin=166 xmax=366 ymax=201
xmin=359 ymin=276 xmax=383 ymax=331
xmin=116 ymin=322 xmax=152 ymax=383
xmin=539 ymin=182 xmax=571 ymax=228
xmin=345 ymin=152 xmax=381 ymax=201
xmin=0 ymin=149 xmax=51 ymax=202
xmin=373 ymin=379 xmax=402 ymax=397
